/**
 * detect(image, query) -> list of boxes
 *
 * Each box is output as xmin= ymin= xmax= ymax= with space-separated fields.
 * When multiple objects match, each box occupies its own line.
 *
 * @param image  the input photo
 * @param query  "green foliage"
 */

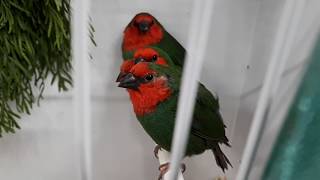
xmin=0 ymin=0 xmax=91 ymax=136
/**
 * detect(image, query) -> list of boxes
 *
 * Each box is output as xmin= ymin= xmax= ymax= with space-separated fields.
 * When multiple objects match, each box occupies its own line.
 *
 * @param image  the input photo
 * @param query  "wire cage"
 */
xmin=1 ymin=0 xmax=320 ymax=180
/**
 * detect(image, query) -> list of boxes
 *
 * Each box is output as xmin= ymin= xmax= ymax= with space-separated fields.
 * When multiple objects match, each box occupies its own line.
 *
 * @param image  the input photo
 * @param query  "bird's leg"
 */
xmin=181 ymin=163 xmax=186 ymax=173
xmin=158 ymin=162 xmax=169 ymax=180
xmin=154 ymin=144 xmax=162 ymax=159
xmin=157 ymin=163 xmax=186 ymax=180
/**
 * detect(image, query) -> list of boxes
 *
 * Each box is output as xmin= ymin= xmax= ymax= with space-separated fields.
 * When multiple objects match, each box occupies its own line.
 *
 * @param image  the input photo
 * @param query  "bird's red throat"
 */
xmin=127 ymin=77 xmax=171 ymax=116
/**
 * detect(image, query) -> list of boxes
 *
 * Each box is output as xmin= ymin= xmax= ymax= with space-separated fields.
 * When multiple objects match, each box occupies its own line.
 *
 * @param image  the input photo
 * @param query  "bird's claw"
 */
xmin=158 ymin=162 xmax=169 ymax=180
xmin=180 ymin=163 xmax=186 ymax=173
xmin=157 ymin=163 xmax=186 ymax=180
xmin=154 ymin=144 xmax=162 ymax=159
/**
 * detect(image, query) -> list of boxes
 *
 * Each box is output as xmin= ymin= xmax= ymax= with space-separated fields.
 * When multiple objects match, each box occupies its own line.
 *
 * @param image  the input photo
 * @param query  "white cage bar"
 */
xmin=166 ymin=0 xmax=215 ymax=180
xmin=235 ymin=0 xmax=306 ymax=180
xmin=72 ymin=0 xmax=93 ymax=180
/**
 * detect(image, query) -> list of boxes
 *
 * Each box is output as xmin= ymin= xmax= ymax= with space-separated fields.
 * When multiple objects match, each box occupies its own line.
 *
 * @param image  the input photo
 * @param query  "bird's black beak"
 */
xmin=118 ymin=73 xmax=139 ymax=90
xmin=116 ymin=72 xmax=127 ymax=82
xmin=138 ymin=21 xmax=150 ymax=32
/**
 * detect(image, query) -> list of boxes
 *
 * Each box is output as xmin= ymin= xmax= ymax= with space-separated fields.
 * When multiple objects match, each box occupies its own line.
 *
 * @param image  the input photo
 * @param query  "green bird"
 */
xmin=122 ymin=12 xmax=185 ymax=67
xmin=117 ymin=59 xmax=232 ymax=177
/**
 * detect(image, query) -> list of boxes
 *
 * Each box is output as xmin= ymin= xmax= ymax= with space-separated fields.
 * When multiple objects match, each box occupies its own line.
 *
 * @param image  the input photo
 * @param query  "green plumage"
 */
xmin=151 ymin=30 xmax=186 ymax=67
xmin=136 ymin=62 xmax=231 ymax=170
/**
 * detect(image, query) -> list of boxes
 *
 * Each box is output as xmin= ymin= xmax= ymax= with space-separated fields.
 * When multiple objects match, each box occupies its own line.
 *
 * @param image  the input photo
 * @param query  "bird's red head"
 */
xmin=133 ymin=48 xmax=168 ymax=66
xmin=116 ymin=48 xmax=168 ymax=82
xmin=118 ymin=62 xmax=171 ymax=116
xmin=123 ymin=13 xmax=164 ymax=51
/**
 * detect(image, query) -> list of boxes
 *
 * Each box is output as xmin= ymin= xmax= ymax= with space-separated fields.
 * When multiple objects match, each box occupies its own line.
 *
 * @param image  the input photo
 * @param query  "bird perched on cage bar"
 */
xmin=116 ymin=47 xmax=232 ymax=179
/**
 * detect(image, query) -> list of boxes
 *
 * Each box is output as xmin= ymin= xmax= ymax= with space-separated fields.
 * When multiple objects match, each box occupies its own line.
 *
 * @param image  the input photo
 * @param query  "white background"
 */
xmin=1 ymin=0 xmax=320 ymax=179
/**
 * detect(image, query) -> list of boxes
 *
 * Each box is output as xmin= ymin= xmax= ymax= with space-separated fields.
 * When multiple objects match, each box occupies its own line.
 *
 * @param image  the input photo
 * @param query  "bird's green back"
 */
xmin=155 ymin=30 xmax=186 ymax=67
xmin=148 ymin=63 xmax=227 ymax=143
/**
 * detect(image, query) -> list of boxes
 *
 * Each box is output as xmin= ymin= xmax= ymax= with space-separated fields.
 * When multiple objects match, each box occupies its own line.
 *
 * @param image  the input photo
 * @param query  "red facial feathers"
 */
xmin=127 ymin=63 xmax=171 ymax=116
xmin=120 ymin=59 xmax=135 ymax=73
xmin=123 ymin=14 xmax=163 ymax=51
xmin=119 ymin=48 xmax=169 ymax=74
xmin=133 ymin=48 xmax=168 ymax=66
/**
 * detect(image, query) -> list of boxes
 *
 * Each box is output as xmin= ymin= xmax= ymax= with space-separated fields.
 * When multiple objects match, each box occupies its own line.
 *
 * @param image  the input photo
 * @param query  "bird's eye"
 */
xmin=134 ymin=57 xmax=145 ymax=64
xmin=144 ymin=74 xmax=153 ymax=81
xmin=151 ymin=55 xmax=157 ymax=62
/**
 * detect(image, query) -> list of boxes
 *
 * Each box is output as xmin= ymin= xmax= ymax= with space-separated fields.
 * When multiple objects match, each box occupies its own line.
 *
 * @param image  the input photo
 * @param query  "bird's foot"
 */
xmin=154 ymin=144 xmax=162 ymax=159
xmin=157 ymin=163 xmax=186 ymax=180
xmin=158 ymin=162 xmax=169 ymax=180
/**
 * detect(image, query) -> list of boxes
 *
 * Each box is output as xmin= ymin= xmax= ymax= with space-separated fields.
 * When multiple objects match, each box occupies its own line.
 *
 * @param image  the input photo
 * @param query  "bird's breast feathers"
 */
xmin=128 ymin=76 xmax=172 ymax=116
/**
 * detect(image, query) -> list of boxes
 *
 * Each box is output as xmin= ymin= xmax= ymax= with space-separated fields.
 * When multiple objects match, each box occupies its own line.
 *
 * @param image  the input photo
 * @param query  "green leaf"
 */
xmin=8 ymin=1 xmax=31 ymax=16
xmin=0 ymin=0 xmax=95 ymax=137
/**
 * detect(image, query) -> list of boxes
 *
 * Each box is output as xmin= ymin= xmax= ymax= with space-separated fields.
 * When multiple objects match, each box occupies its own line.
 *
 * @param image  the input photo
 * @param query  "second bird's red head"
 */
xmin=123 ymin=12 xmax=164 ymax=51
xmin=116 ymin=48 xmax=168 ymax=82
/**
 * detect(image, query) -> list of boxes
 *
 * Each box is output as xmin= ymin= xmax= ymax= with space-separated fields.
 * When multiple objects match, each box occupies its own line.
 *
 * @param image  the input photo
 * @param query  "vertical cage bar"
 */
xmin=166 ymin=1 xmax=215 ymax=180
xmin=71 ymin=0 xmax=92 ymax=180
xmin=235 ymin=0 xmax=305 ymax=180
xmin=158 ymin=148 xmax=184 ymax=180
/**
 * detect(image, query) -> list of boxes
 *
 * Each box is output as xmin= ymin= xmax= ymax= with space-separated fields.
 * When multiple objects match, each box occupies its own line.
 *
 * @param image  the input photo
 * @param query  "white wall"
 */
xmin=1 ymin=0 xmax=320 ymax=180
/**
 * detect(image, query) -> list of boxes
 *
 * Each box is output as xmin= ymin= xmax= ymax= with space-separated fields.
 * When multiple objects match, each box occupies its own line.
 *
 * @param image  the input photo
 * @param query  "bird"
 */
xmin=119 ymin=13 xmax=232 ymax=179
xmin=117 ymin=58 xmax=232 ymax=179
xmin=122 ymin=12 xmax=185 ymax=67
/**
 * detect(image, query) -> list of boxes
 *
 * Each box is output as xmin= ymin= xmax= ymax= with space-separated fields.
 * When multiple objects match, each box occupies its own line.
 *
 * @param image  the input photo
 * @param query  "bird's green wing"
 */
xmin=191 ymin=84 xmax=227 ymax=142
xmin=153 ymin=63 xmax=228 ymax=143
xmin=196 ymin=83 xmax=220 ymax=110
xmin=155 ymin=31 xmax=186 ymax=67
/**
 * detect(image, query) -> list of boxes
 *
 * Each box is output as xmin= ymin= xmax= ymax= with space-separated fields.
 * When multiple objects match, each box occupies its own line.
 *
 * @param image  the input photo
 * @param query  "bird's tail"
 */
xmin=211 ymin=144 xmax=232 ymax=172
